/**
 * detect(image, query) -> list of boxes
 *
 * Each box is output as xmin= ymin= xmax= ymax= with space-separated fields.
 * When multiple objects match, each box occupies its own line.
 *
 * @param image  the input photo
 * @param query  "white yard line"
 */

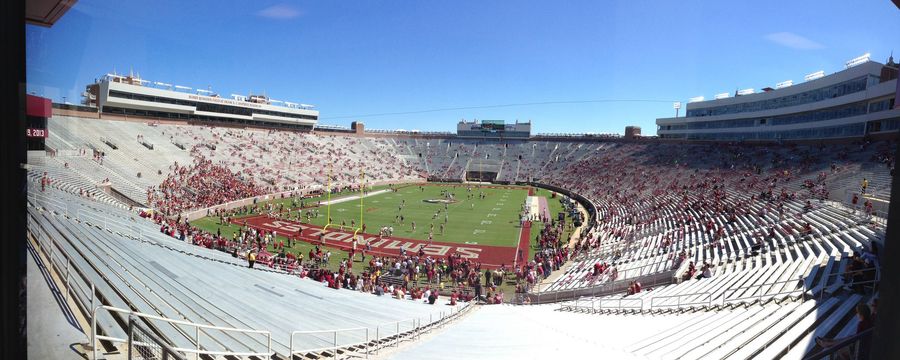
xmin=319 ymin=189 xmax=392 ymax=205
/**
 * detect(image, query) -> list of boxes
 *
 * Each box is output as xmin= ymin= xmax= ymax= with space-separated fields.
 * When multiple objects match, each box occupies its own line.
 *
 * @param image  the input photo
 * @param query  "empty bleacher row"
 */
xmin=390 ymin=293 xmax=869 ymax=360
xmin=26 ymin=157 xmax=129 ymax=210
xmin=623 ymin=293 xmax=869 ymax=360
xmin=26 ymin=186 xmax=467 ymax=359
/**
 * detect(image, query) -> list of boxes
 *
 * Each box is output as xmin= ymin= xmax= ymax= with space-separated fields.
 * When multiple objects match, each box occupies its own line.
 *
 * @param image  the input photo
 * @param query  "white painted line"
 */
xmin=320 ymin=189 xmax=391 ymax=205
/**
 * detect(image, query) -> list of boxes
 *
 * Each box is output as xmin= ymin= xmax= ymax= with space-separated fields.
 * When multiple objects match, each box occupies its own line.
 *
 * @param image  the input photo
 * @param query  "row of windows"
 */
xmin=869 ymin=118 xmax=900 ymax=133
xmin=868 ymin=98 xmax=896 ymax=113
xmin=662 ymin=98 xmax=894 ymax=131
xmin=770 ymin=101 xmax=868 ymax=126
xmin=101 ymin=106 xmax=314 ymax=131
xmin=108 ymin=90 xmax=318 ymax=120
xmin=685 ymin=76 xmax=872 ymax=117
xmin=457 ymin=130 xmax=531 ymax=138
xmin=661 ymin=123 xmax=866 ymax=141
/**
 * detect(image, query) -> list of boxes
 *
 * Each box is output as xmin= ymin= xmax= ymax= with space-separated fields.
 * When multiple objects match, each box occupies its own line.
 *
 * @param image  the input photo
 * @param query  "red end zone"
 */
xmin=233 ymin=215 xmax=529 ymax=269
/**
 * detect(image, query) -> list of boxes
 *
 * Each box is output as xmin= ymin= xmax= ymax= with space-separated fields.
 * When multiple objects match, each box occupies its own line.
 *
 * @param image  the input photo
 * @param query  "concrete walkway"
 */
xmin=27 ymin=242 xmax=87 ymax=359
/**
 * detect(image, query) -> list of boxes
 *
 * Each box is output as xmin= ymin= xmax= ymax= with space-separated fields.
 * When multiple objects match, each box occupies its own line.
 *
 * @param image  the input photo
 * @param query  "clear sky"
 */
xmin=26 ymin=0 xmax=900 ymax=135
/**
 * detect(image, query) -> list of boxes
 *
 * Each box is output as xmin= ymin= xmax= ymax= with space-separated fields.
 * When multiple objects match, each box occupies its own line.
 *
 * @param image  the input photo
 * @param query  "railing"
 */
xmin=27 ymin=210 xmax=99 ymax=337
xmin=722 ymin=276 xmax=806 ymax=305
xmin=288 ymin=305 xmax=467 ymax=359
xmin=29 ymin=190 xmax=70 ymax=217
xmin=537 ymin=256 xmax=674 ymax=292
xmin=818 ymin=267 xmax=880 ymax=301
xmin=802 ymin=327 xmax=872 ymax=360
xmin=290 ymin=326 xmax=370 ymax=360
xmin=92 ymin=305 xmax=274 ymax=360
xmin=650 ymin=292 xmax=713 ymax=309
xmin=29 ymin=189 xmax=144 ymax=241
xmin=837 ymin=190 xmax=890 ymax=224
xmin=76 ymin=208 xmax=143 ymax=240
xmin=27 ymin=201 xmax=274 ymax=360
xmin=128 ymin=315 xmax=186 ymax=360
xmin=522 ymin=270 xmax=675 ymax=305
xmin=31 ymin=200 xmax=470 ymax=359
xmin=562 ymin=297 xmax=644 ymax=312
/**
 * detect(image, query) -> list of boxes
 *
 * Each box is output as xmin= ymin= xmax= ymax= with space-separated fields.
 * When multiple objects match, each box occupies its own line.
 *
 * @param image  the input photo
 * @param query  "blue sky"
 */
xmin=26 ymin=0 xmax=900 ymax=135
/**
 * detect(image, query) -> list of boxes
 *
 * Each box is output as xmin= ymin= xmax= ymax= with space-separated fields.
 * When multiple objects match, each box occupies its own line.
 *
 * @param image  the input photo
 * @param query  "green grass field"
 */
xmin=191 ymin=183 xmax=573 ymax=252
xmin=189 ymin=183 xmax=577 ymax=298
xmin=295 ymin=184 xmax=530 ymax=247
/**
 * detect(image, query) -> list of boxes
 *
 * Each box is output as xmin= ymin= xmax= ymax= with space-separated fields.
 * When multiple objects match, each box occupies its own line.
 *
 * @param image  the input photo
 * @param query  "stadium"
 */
xmin=9 ymin=1 xmax=900 ymax=360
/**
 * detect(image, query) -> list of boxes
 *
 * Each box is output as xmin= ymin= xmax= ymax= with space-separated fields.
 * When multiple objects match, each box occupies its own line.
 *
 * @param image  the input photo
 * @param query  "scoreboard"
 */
xmin=457 ymin=119 xmax=530 ymax=139
xmin=480 ymin=120 xmax=505 ymax=131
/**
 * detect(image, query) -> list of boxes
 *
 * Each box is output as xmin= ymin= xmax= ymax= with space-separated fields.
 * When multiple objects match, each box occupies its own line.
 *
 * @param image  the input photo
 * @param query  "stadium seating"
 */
xmin=389 ymin=294 xmax=865 ymax=359
xmin=29 ymin=117 xmax=891 ymax=359
xmin=27 ymin=187 xmax=467 ymax=358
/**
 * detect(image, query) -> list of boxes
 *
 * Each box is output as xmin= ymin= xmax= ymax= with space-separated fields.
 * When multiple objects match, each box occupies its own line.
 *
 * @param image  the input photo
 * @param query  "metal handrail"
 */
xmin=534 ymin=258 xmax=667 ymax=294
xmin=531 ymin=269 xmax=674 ymax=305
xmin=92 ymin=305 xmax=273 ymax=360
xmin=128 ymin=315 xmax=187 ymax=360
xmin=30 ymin=191 xmax=70 ymax=216
xmin=29 ymin=198 xmax=271 ymax=359
xmin=77 ymin=209 xmax=142 ymax=240
xmin=594 ymin=297 xmax=643 ymax=310
xmin=650 ymin=291 xmax=713 ymax=309
xmin=820 ymin=266 xmax=880 ymax=283
xmin=30 ymin=190 xmax=145 ymax=240
xmin=28 ymin=193 xmax=474 ymax=360
xmin=722 ymin=276 xmax=806 ymax=304
xmin=290 ymin=326 xmax=370 ymax=359
xmin=817 ymin=267 xmax=880 ymax=300
xmin=27 ymin=209 xmax=99 ymax=337
xmin=288 ymin=304 xmax=466 ymax=358
xmin=802 ymin=327 xmax=873 ymax=360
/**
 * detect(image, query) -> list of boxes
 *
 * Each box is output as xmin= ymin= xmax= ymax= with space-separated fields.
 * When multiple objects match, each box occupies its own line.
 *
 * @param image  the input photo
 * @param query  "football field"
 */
xmin=191 ymin=182 xmax=572 ymax=267
xmin=296 ymin=183 xmax=530 ymax=247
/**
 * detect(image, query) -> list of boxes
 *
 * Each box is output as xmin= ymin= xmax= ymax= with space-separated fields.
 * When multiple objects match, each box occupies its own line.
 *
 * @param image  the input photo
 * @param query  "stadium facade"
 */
xmin=656 ymin=57 xmax=900 ymax=141
xmin=457 ymin=119 xmax=531 ymax=139
xmin=84 ymin=73 xmax=319 ymax=130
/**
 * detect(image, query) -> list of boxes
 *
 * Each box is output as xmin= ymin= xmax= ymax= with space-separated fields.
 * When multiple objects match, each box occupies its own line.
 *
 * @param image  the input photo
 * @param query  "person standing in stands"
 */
xmin=861 ymin=178 xmax=869 ymax=194
xmin=816 ymin=303 xmax=874 ymax=358
xmin=248 ymin=250 xmax=257 ymax=268
xmin=40 ymin=172 xmax=49 ymax=191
